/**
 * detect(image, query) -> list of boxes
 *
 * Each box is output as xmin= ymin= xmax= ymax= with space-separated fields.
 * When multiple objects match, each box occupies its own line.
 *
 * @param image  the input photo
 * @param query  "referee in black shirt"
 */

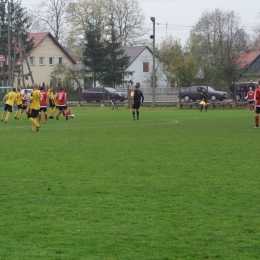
xmin=132 ymin=84 xmax=144 ymax=120
xmin=200 ymin=88 xmax=208 ymax=112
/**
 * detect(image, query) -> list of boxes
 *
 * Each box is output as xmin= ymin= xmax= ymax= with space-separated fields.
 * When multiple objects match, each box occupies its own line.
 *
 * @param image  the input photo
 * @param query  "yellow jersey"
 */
xmin=48 ymin=89 xmax=54 ymax=100
xmin=5 ymin=91 xmax=17 ymax=106
xmin=16 ymin=92 xmax=23 ymax=105
xmin=29 ymin=90 xmax=41 ymax=110
xmin=54 ymin=94 xmax=59 ymax=106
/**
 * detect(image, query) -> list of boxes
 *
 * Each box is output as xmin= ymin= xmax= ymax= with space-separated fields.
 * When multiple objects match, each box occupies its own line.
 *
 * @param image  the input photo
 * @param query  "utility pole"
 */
xmin=7 ymin=0 xmax=12 ymax=86
xmin=150 ymin=17 xmax=156 ymax=107
xmin=19 ymin=34 xmax=25 ymax=87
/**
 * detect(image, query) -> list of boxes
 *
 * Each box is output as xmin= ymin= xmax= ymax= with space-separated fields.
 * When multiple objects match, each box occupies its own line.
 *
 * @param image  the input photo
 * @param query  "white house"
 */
xmin=123 ymin=46 xmax=168 ymax=88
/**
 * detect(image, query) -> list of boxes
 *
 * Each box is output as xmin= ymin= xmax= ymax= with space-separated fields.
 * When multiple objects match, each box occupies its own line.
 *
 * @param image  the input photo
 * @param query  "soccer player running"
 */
xmin=38 ymin=86 xmax=48 ymax=123
xmin=26 ymin=84 xmax=41 ymax=132
xmin=132 ymin=84 xmax=144 ymax=120
xmin=200 ymin=88 xmax=208 ymax=112
xmin=245 ymin=86 xmax=255 ymax=112
xmin=48 ymin=86 xmax=56 ymax=119
xmin=1 ymin=87 xmax=17 ymax=123
xmin=20 ymin=89 xmax=28 ymax=118
xmin=56 ymin=87 xmax=69 ymax=120
xmin=14 ymin=87 xmax=23 ymax=119
xmin=254 ymin=80 xmax=260 ymax=129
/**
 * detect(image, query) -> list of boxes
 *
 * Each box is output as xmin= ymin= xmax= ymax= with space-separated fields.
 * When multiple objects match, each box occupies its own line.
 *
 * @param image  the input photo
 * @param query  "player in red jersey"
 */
xmin=20 ymin=89 xmax=28 ymax=118
xmin=245 ymin=86 xmax=255 ymax=112
xmin=254 ymin=80 xmax=260 ymax=129
xmin=38 ymin=86 xmax=49 ymax=123
xmin=56 ymin=87 xmax=69 ymax=120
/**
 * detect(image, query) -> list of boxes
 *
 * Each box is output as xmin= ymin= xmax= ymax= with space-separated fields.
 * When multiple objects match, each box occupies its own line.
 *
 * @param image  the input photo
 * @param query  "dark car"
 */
xmin=82 ymin=87 xmax=128 ymax=102
xmin=178 ymin=86 xmax=228 ymax=101
xmin=231 ymin=82 xmax=257 ymax=101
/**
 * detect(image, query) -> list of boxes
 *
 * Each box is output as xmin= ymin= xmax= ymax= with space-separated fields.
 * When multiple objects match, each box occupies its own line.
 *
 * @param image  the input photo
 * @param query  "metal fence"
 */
xmin=17 ymin=84 xmax=230 ymax=103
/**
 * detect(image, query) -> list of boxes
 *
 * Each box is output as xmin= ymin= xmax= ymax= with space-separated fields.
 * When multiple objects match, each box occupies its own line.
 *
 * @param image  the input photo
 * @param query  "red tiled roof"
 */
xmin=28 ymin=32 xmax=76 ymax=64
xmin=237 ymin=50 xmax=260 ymax=69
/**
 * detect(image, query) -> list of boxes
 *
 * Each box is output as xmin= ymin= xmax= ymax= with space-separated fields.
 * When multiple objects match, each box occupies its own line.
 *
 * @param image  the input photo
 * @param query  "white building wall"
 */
xmin=126 ymin=48 xmax=168 ymax=88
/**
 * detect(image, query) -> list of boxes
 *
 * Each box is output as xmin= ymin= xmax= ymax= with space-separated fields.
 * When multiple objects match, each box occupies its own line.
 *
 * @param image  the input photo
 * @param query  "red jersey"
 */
xmin=22 ymin=92 xmax=27 ymax=104
xmin=246 ymin=90 xmax=255 ymax=101
xmin=40 ymin=90 xmax=48 ymax=107
xmin=56 ymin=91 xmax=67 ymax=106
xmin=255 ymin=87 xmax=260 ymax=107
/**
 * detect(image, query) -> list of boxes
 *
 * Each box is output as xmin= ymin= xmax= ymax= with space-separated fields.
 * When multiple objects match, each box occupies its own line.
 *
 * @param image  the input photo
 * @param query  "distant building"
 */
xmin=74 ymin=45 xmax=168 ymax=89
xmin=123 ymin=46 xmax=168 ymax=88
xmin=15 ymin=32 xmax=76 ymax=87
xmin=237 ymin=50 xmax=260 ymax=77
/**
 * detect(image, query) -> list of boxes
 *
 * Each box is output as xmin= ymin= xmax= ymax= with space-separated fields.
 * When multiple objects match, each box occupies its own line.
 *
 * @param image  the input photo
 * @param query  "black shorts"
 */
xmin=49 ymin=99 xmax=55 ymax=108
xmin=4 ymin=104 xmax=12 ymax=112
xmin=40 ymin=107 xmax=47 ymax=112
xmin=17 ymin=104 xmax=23 ymax=110
xmin=58 ymin=105 xmax=68 ymax=111
xmin=132 ymin=102 xmax=141 ymax=110
xmin=27 ymin=109 xmax=40 ymax=118
xmin=22 ymin=105 xmax=27 ymax=110
xmin=255 ymin=107 xmax=260 ymax=114
xmin=249 ymin=101 xmax=254 ymax=104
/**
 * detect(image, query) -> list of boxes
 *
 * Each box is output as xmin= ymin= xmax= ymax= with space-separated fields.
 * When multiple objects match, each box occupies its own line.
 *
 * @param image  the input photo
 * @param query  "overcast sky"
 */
xmin=21 ymin=0 xmax=260 ymax=45
xmin=139 ymin=0 xmax=260 ymax=44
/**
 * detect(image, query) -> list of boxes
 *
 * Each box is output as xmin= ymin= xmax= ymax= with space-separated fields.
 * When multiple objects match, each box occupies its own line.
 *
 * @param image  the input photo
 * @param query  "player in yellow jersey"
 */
xmin=1 ymin=87 xmax=17 ymax=123
xmin=26 ymin=84 xmax=41 ymax=132
xmin=14 ymin=88 xmax=23 ymax=120
xmin=48 ymin=85 xmax=56 ymax=119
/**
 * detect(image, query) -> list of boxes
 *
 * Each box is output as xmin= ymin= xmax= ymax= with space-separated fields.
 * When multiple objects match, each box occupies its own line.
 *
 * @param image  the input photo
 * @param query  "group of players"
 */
xmin=4 ymin=80 xmax=260 ymax=130
xmin=1 ymin=84 xmax=73 ymax=131
xmin=199 ymin=80 xmax=260 ymax=129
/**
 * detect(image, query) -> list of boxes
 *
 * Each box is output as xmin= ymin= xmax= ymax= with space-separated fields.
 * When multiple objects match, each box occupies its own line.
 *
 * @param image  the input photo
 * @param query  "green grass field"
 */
xmin=1 ymin=106 xmax=260 ymax=260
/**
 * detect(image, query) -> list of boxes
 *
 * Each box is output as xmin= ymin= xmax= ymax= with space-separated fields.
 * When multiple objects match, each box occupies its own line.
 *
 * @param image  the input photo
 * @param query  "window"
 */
xmin=58 ymin=57 xmax=63 ymax=64
xmin=29 ymin=56 xmax=35 ymax=65
xmin=143 ymin=62 xmax=149 ymax=72
xmin=49 ymin=57 xmax=54 ymax=66
xmin=39 ymin=57 xmax=44 ymax=66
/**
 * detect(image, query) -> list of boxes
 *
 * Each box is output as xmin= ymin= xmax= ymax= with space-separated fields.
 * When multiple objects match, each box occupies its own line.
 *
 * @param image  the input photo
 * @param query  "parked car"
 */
xmin=178 ymin=86 xmax=228 ymax=101
xmin=231 ymin=82 xmax=258 ymax=101
xmin=82 ymin=87 xmax=128 ymax=102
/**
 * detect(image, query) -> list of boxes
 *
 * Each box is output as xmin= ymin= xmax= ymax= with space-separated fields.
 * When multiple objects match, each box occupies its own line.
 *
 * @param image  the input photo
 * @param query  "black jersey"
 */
xmin=133 ymin=89 xmax=144 ymax=103
xmin=200 ymin=92 xmax=208 ymax=102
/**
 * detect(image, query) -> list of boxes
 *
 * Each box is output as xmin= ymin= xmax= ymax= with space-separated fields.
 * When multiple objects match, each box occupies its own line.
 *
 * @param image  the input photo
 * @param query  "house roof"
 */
xmin=28 ymin=32 xmax=77 ymax=65
xmin=123 ymin=46 xmax=153 ymax=67
xmin=74 ymin=46 xmax=153 ymax=71
xmin=237 ymin=50 xmax=260 ymax=69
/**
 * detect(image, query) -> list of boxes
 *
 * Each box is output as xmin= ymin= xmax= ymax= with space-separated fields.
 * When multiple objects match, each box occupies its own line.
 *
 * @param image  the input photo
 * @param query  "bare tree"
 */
xmin=29 ymin=0 xmax=70 ymax=43
xmin=65 ymin=0 xmax=147 ymax=49
xmin=188 ymin=9 xmax=249 ymax=84
xmin=252 ymin=13 xmax=260 ymax=49
xmin=112 ymin=0 xmax=147 ymax=46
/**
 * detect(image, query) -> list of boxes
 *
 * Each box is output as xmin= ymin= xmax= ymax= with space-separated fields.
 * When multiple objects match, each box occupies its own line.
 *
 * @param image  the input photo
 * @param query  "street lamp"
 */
xmin=150 ymin=17 xmax=155 ymax=107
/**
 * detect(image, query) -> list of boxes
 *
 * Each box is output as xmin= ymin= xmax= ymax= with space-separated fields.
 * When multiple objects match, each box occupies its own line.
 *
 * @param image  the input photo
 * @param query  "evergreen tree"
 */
xmin=99 ymin=17 xmax=133 ymax=87
xmin=82 ymin=19 xmax=133 ymax=88
xmin=82 ymin=22 xmax=107 ymax=88
xmin=0 ymin=1 xmax=33 ymax=69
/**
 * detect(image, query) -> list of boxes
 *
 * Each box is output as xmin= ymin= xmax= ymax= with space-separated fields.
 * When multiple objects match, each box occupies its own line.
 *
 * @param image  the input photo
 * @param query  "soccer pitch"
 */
xmin=0 ymin=106 xmax=259 ymax=259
